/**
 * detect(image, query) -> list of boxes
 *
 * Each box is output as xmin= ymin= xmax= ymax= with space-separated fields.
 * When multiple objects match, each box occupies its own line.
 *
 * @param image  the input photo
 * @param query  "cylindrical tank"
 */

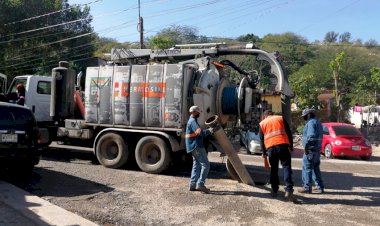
xmin=51 ymin=61 xmax=75 ymax=120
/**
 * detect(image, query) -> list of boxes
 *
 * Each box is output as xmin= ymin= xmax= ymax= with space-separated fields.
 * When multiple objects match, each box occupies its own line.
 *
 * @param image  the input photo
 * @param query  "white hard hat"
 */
xmin=189 ymin=106 xmax=200 ymax=113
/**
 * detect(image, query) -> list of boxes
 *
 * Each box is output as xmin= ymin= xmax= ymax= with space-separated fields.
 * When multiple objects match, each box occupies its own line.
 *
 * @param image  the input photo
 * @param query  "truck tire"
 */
xmin=135 ymin=136 xmax=171 ymax=174
xmin=96 ymin=133 xmax=129 ymax=169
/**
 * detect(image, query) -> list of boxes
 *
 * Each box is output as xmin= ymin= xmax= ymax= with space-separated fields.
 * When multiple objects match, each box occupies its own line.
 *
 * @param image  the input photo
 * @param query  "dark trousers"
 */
xmin=267 ymin=145 xmax=294 ymax=192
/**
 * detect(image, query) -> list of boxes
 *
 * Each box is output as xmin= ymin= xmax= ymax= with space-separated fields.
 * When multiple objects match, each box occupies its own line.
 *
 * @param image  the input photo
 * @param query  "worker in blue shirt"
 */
xmin=186 ymin=106 xmax=212 ymax=193
xmin=299 ymin=108 xmax=325 ymax=194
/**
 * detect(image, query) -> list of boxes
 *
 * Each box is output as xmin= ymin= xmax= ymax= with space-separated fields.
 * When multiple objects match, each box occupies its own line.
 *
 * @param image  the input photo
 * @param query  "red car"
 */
xmin=321 ymin=123 xmax=372 ymax=160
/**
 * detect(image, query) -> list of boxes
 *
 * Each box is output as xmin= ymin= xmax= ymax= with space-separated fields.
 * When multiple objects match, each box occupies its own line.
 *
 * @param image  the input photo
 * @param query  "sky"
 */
xmin=68 ymin=0 xmax=379 ymax=44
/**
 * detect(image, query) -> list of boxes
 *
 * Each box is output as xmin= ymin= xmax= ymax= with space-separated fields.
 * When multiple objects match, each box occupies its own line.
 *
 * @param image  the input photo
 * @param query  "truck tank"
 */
xmin=84 ymin=64 xmax=187 ymax=129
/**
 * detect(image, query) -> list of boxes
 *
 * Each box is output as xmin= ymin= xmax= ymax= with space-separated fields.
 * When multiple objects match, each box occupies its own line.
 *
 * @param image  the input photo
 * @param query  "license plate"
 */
xmin=352 ymin=146 xmax=361 ymax=151
xmin=0 ymin=134 xmax=18 ymax=143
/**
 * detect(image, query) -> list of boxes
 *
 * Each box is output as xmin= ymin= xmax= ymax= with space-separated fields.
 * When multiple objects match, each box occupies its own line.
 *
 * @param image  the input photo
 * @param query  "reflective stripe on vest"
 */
xmin=259 ymin=116 xmax=290 ymax=149
xmin=185 ymin=128 xmax=202 ymax=138
xmin=264 ymin=129 xmax=286 ymax=139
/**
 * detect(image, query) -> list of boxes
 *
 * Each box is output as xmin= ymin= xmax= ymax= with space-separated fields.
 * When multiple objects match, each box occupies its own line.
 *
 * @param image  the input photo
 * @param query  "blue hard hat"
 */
xmin=301 ymin=108 xmax=315 ymax=117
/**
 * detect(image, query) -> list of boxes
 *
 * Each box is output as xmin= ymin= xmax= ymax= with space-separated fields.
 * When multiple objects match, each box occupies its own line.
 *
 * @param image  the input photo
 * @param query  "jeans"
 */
xmin=189 ymin=147 xmax=210 ymax=188
xmin=302 ymin=151 xmax=324 ymax=191
xmin=267 ymin=145 xmax=294 ymax=192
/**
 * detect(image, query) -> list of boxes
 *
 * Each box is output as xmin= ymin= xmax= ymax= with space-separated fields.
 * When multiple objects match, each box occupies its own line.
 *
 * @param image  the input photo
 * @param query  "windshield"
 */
xmin=332 ymin=126 xmax=362 ymax=136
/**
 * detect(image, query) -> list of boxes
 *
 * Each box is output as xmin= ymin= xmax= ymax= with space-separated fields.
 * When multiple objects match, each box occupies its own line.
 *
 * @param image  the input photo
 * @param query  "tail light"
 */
xmin=33 ymin=127 xmax=42 ymax=144
xmin=37 ymin=131 xmax=42 ymax=144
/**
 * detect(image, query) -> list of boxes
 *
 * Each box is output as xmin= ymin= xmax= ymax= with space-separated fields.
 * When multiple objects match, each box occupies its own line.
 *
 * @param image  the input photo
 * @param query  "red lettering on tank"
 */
xmin=144 ymin=82 xmax=166 ymax=98
xmin=114 ymin=82 xmax=130 ymax=97
xmin=133 ymin=82 xmax=166 ymax=98
xmin=114 ymin=82 xmax=164 ymax=98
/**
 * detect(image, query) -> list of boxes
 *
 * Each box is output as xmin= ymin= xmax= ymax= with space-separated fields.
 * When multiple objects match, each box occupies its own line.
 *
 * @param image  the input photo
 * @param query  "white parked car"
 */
xmin=240 ymin=130 xmax=262 ymax=154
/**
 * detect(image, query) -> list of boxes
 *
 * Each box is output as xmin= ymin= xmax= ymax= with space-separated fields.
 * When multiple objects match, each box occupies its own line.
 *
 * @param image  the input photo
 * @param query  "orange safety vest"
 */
xmin=259 ymin=115 xmax=290 ymax=149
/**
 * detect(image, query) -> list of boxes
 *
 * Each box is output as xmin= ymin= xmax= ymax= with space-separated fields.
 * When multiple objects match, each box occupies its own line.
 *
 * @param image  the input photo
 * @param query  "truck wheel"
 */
xmin=135 ymin=136 xmax=171 ymax=174
xmin=96 ymin=133 xmax=128 ymax=169
xmin=226 ymin=158 xmax=242 ymax=182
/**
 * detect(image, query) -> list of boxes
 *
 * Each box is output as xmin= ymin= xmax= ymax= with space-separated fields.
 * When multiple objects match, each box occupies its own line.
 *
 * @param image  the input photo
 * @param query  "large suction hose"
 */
xmin=205 ymin=115 xmax=254 ymax=186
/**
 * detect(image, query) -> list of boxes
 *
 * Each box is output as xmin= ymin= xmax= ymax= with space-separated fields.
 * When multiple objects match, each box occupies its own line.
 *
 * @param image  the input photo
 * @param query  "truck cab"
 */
xmin=6 ymin=75 xmax=52 ymax=123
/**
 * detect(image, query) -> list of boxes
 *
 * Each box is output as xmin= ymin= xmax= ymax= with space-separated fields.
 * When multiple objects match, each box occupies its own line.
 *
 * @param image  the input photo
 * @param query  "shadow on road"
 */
xmin=0 ymin=166 xmax=114 ymax=198
xmin=42 ymin=147 xmax=100 ymax=165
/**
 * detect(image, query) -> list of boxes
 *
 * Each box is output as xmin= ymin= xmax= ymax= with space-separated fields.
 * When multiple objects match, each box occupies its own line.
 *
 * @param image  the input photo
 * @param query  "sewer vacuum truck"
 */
xmin=12 ymin=43 xmax=294 ymax=180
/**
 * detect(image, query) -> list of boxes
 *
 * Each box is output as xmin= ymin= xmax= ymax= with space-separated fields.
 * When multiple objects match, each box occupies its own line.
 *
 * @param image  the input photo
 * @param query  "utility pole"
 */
xmin=138 ymin=0 xmax=144 ymax=49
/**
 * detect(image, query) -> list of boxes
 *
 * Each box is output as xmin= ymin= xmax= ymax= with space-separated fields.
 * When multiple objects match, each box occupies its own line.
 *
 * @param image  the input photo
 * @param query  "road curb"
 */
xmin=0 ymin=181 xmax=98 ymax=226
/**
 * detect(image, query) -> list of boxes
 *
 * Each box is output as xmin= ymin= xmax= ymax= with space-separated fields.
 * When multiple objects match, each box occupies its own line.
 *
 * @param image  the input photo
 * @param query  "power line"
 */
xmin=212 ymin=0 xmax=295 ymax=36
xmin=2 ymin=0 xmax=103 ymax=26
xmin=0 ymin=0 xmax=203 ymax=42
xmin=296 ymin=0 xmax=362 ymax=33
xmin=1 ymin=0 xmax=226 ymax=48
xmin=1 ymin=45 xmax=95 ymax=69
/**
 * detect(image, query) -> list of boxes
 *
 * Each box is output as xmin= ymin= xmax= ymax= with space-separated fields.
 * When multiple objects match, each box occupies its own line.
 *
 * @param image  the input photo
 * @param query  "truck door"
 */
xmin=26 ymin=77 xmax=51 ymax=122
xmin=7 ymin=78 xmax=27 ymax=104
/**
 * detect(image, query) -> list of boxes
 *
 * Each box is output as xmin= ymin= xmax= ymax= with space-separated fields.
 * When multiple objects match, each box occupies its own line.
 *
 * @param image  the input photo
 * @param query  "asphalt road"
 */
xmin=2 ymin=144 xmax=380 ymax=225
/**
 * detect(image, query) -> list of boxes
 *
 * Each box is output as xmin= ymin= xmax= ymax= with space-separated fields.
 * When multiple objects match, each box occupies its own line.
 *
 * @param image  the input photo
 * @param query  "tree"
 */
xmin=289 ymin=47 xmax=334 ymax=109
xmin=329 ymin=51 xmax=345 ymax=122
xmin=237 ymin=33 xmax=260 ymax=43
xmin=148 ymin=25 xmax=199 ymax=49
xmin=149 ymin=35 xmax=174 ymax=49
xmin=93 ymin=37 xmax=120 ymax=58
xmin=324 ymin=31 xmax=339 ymax=43
xmin=260 ymin=32 xmax=315 ymax=75
xmin=364 ymin=39 xmax=378 ymax=48
xmin=0 ymin=0 xmax=95 ymax=78
xmin=339 ymin=32 xmax=351 ymax=43
xmin=356 ymin=67 xmax=380 ymax=105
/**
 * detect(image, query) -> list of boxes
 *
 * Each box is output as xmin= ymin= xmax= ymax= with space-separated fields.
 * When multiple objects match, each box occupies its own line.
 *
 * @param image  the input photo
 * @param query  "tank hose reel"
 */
xmin=221 ymin=87 xmax=238 ymax=114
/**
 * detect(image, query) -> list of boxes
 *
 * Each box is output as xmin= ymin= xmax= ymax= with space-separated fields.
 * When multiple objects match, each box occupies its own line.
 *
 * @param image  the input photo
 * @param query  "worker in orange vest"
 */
xmin=259 ymin=110 xmax=294 ymax=201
